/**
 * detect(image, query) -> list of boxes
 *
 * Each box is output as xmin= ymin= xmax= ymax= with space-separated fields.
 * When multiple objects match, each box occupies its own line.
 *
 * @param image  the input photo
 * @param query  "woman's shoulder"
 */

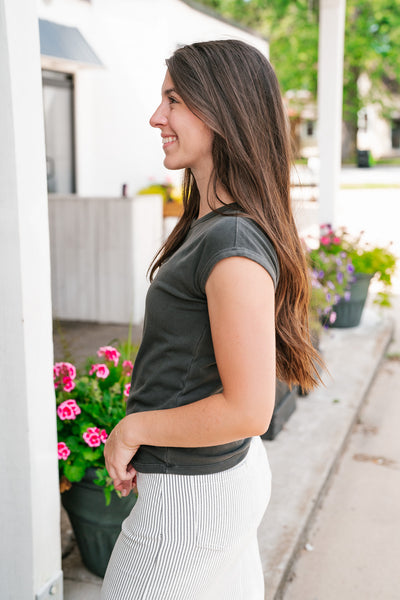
xmin=196 ymin=211 xmax=280 ymax=289
xmin=203 ymin=211 xmax=276 ymax=254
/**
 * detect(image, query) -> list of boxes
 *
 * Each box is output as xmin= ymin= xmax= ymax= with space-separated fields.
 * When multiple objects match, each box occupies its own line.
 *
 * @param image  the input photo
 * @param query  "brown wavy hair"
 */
xmin=150 ymin=39 xmax=323 ymax=391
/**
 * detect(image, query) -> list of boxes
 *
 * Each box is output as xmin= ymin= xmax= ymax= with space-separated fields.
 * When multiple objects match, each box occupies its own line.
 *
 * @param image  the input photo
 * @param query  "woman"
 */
xmin=102 ymin=39 xmax=321 ymax=599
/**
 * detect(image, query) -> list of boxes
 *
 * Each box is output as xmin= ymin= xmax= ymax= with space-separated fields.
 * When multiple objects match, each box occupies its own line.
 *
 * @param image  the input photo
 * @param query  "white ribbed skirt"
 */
xmin=101 ymin=436 xmax=271 ymax=600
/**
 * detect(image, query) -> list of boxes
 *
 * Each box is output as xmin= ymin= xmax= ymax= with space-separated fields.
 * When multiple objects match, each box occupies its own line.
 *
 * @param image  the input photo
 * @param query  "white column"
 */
xmin=0 ymin=1 xmax=62 ymax=598
xmin=317 ymin=0 xmax=346 ymax=226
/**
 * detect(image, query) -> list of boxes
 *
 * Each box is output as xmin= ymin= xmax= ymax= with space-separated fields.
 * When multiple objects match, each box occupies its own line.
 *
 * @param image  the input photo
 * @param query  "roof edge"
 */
xmin=178 ymin=0 xmax=268 ymax=42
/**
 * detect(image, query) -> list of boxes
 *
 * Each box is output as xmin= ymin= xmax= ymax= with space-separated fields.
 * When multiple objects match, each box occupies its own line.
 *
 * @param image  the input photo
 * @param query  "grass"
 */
xmin=375 ymin=157 xmax=400 ymax=166
xmin=341 ymin=183 xmax=400 ymax=189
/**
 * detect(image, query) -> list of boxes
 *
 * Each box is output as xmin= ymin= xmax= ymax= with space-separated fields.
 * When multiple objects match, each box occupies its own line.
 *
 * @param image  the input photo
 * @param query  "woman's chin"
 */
xmin=163 ymin=157 xmax=184 ymax=171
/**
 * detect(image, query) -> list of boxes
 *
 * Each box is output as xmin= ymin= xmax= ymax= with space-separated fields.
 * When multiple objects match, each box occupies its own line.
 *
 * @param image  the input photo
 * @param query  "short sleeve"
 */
xmin=197 ymin=216 xmax=280 ymax=293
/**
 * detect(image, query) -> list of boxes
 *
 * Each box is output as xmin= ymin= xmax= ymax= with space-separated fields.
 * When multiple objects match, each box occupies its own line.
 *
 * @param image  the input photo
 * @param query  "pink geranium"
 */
xmin=89 ymin=364 xmax=110 ymax=379
xmin=124 ymin=383 xmax=131 ymax=398
xmin=58 ymin=442 xmax=71 ymax=460
xmin=57 ymin=399 xmax=81 ymax=421
xmin=320 ymin=236 xmax=330 ymax=246
xmin=122 ymin=360 xmax=134 ymax=376
xmin=54 ymin=362 xmax=76 ymax=379
xmin=97 ymin=346 xmax=121 ymax=367
xmin=62 ymin=376 xmax=76 ymax=392
xmin=54 ymin=362 xmax=77 ymax=390
xmin=83 ymin=426 xmax=108 ymax=448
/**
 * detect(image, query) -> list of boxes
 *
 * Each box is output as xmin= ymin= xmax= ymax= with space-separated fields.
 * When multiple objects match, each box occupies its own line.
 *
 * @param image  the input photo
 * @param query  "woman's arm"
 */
xmin=104 ymin=256 xmax=276 ymax=492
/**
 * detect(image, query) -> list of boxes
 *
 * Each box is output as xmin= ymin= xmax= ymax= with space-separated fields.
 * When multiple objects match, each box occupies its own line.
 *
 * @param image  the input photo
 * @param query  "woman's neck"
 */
xmin=194 ymin=171 xmax=234 ymax=219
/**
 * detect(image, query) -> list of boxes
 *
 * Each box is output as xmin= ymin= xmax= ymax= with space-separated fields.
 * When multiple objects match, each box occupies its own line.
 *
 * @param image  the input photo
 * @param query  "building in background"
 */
xmin=37 ymin=0 xmax=269 ymax=325
xmin=37 ymin=0 xmax=268 ymax=197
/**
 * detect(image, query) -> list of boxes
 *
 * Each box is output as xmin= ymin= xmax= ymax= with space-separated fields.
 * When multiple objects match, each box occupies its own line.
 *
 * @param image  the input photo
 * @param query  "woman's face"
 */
xmin=150 ymin=71 xmax=214 ymax=178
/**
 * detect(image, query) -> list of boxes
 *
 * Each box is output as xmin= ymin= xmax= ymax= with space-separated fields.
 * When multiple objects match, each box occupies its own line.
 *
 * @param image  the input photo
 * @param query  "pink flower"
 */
xmin=83 ymin=426 xmax=107 ymax=448
xmin=122 ymin=360 xmax=133 ymax=376
xmin=97 ymin=346 xmax=121 ymax=367
xmin=62 ymin=376 xmax=76 ymax=392
xmin=54 ymin=362 xmax=76 ymax=379
xmin=58 ymin=442 xmax=71 ymax=460
xmin=329 ymin=311 xmax=337 ymax=324
xmin=89 ymin=364 xmax=110 ymax=379
xmin=320 ymin=236 xmax=331 ymax=246
xmin=124 ymin=383 xmax=131 ymax=398
xmin=57 ymin=399 xmax=81 ymax=420
xmin=54 ymin=362 xmax=76 ymax=389
xmin=333 ymin=237 xmax=341 ymax=244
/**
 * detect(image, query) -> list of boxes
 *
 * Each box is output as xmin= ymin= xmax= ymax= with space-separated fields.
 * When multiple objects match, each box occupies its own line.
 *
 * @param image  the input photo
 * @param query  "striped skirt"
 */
xmin=101 ymin=436 xmax=271 ymax=600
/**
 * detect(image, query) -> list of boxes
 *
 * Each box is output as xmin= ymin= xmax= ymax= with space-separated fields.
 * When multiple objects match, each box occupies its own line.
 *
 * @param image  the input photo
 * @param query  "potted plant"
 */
xmin=138 ymin=178 xmax=183 ymax=217
xmin=307 ymin=239 xmax=356 ymax=329
xmin=55 ymin=343 xmax=138 ymax=577
xmin=308 ymin=224 xmax=397 ymax=327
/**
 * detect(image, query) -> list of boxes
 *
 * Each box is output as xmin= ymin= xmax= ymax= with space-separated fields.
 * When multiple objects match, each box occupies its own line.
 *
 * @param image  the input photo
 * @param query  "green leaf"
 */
xmin=64 ymin=463 xmax=86 ymax=482
xmin=82 ymin=447 xmax=103 ymax=462
xmin=104 ymin=487 xmax=112 ymax=506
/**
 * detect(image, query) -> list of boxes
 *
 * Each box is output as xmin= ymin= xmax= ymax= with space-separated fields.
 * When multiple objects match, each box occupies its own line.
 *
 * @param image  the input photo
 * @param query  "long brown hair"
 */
xmin=150 ymin=39 xmax=322 ymax=391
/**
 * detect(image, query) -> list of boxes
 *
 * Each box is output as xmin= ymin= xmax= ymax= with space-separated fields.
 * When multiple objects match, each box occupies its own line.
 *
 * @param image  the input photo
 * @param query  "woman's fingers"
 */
xmin=113 ymin=477 xmax=134 ymax=496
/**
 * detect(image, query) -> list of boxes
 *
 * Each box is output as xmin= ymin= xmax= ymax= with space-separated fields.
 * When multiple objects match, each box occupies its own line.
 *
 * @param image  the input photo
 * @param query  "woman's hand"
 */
xmin=104 ymin=416 xmax=139 ymax=497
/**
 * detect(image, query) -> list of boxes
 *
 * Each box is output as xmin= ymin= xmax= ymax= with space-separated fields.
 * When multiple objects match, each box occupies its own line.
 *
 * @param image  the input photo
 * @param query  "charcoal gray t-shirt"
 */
xmin=126 ymin=205 xmax=279 ymax=474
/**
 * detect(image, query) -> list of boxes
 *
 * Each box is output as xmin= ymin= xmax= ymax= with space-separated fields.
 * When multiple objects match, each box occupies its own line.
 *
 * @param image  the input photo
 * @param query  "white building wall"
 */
xmin=358 ymin=103 xmax=399 ymax=159
xmin=36 ymin=0 xmax=269 ymax=197
xmin=49 ymin=193 xmax=163 ymax=324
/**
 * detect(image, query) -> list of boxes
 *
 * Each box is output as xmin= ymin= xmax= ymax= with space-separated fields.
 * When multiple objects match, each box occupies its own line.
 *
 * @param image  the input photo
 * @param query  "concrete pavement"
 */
xmin=281 ymin=296 xmax=400 ymax=600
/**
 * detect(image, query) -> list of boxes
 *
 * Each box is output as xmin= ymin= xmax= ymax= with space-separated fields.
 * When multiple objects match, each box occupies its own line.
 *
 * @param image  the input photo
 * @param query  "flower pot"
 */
xmin=261 ymin=380 xmax=297 ymax=440
xmin=61 ymin=468 xmax=137 ymax=577
xmin=330 ymin=272 xmax=373 ymax=328
xmin=163 ymin=200 xmax=183 ymax=218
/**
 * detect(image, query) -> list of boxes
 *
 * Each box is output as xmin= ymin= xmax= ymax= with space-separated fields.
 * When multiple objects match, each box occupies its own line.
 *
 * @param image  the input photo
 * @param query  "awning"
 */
xmin=39 ymin=19 xmax=103 ymax=68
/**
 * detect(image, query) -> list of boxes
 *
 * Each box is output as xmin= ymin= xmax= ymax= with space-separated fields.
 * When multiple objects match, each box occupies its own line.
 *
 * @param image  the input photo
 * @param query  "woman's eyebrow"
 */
xmin=163 ymin=87 xmax=178 ymax=96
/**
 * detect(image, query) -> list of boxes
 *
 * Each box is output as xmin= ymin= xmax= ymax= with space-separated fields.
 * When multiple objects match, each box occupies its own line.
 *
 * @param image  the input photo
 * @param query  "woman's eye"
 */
xmin=168 ymin=96 xmax=178 ymax=105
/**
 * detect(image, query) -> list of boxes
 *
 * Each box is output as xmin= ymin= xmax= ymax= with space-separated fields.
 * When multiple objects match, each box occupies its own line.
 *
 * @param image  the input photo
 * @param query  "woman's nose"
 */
xmin=150 ymin=104 xmax=167 ymax=128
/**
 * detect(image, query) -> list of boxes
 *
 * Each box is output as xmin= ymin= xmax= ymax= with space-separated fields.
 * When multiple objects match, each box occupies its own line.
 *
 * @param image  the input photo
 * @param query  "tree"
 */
xmin=196 ymin=0 xmax=400 ymax=160
xmin=343 ymin=1 xmax=400 ymax=157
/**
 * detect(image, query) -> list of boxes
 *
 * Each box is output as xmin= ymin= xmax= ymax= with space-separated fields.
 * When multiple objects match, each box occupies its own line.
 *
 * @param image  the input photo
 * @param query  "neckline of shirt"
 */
xmin=191 ymin=203 xmax=241 ymax=229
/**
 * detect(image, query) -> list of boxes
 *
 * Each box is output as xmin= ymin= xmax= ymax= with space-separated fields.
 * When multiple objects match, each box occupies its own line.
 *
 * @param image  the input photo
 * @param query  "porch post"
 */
xmin=317 ymin=0 xmax=346 ymax=226
xmin=0 ymin=0 xmax=62 ymax=598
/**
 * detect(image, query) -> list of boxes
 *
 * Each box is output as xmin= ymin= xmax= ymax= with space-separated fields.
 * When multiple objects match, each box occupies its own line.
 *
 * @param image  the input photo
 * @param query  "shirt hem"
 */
xmin=132 ymin=445 xmax=250 ymax=475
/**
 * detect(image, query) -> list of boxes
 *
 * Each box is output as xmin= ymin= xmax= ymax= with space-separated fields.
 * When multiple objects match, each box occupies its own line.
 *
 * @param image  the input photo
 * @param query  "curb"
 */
xmin=258 ymin=308 xmax=394 ymax=599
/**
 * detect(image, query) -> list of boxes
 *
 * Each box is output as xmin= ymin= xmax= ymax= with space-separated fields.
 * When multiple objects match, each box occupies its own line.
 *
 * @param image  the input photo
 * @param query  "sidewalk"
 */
xmin=57 ymin=303 xmax=394 ymax=600
xmin=282 ymin=296 xmax=400 ymax=599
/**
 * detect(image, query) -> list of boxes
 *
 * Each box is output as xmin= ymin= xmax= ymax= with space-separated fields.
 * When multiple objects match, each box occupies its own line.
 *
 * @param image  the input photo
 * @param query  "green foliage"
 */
xmin=306 ymin=230 xmax=355 ymax=329
xmin=313 ymin=224 xmax=397 ymax=306
xmin=55 ymin=343 xmax=138 ymax=500
xmin=137 ymin=181 xmax=182 ymax=203
xmin=196 ymin=0 xmax=400 ymax=158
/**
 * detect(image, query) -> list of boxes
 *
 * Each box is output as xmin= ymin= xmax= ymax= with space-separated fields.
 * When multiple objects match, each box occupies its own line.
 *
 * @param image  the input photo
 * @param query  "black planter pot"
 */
xmin=330 ymin=272 xmax=373 ymax=328
xmin=261 ymin=380 xmax=297 ymax=440
xmin=61 ymin=469 xmax=137 ymax=577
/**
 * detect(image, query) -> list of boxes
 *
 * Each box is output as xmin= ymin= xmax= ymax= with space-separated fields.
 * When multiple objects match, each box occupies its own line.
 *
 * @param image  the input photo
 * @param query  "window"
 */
xmin=306 ymin=120 xmax=314 ymax=137
xmin=358 ymin=109 xmax=368 ymax=133
xmin=392 ymin=119 xmax=400 ymax=149
xmin=42 ymin=70 xmax=76 ymax=193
